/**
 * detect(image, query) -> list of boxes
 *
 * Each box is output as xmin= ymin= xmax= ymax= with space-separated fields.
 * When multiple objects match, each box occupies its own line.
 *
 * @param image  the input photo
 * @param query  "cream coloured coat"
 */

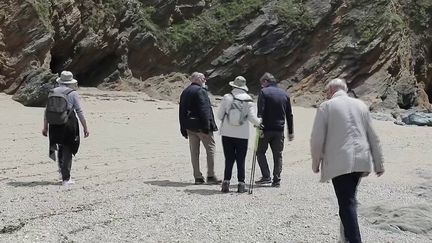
xmin=310 ymin=90 xmax=384 ymax=182
xmin=217 ymin=88 xmax=261 ymax=139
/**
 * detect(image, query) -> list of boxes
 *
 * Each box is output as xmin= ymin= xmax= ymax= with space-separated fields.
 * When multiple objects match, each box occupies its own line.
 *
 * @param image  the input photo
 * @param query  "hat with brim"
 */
xmin=229 ymin=76 xmax=248 ymax=91
xmin=56 ymin=71 xmax=77 ymax=84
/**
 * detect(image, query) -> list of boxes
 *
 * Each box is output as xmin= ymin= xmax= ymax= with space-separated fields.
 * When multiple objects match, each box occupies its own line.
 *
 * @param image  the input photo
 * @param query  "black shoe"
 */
xmin=194 ymin=178 xmax=205 ymax=185
xmin=207 ymin=176 xmax=222 ymax=185
xmin=255 ymin=177 xmax=271 ymax=184
xmin=271 ymin=181 xmax=280 ymax=188
xmin=237 ymin=182 xmax=246 ymax=193
xmin=221 ymin=180 xmax=230 ymax=193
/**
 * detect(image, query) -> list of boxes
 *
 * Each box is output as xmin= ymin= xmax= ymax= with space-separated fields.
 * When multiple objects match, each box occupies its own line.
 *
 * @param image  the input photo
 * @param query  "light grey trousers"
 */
xmin=187 ymin=130 xmax=216 ymax=179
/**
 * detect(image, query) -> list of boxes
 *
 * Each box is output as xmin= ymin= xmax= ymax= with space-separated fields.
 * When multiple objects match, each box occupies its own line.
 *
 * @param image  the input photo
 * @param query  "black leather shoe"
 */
xmin=194 ymin=178 xmax=205 ymax=185
xmin=271 ymin=181 xmax=280 ymax=188
xmin=207 ymin=176 xmax=222 ymax=185
xmin=255 ymin=177 xmax=272 ymax=184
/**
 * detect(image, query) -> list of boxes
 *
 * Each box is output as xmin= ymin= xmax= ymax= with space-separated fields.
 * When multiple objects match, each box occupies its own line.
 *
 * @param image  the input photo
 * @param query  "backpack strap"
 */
xmin=62 ymin=88 xmax=75 ymax=95
xmin=62 ymin=88 xmax=75 ymax=115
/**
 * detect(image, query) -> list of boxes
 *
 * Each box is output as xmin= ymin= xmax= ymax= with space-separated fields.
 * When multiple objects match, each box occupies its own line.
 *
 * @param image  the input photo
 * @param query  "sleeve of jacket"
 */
xmin=257 ymin=90 xmax=265 ymax=118
xmin=70 ymin=91 xmax=85 ymax=122
xmin=310 ymin=104 xmax=328 ymax=172
xmin=247 ymin=101 xmax=261 ymax=126
xmin=179 ymin=91 xmax=187 ymax=136
xmin=286 ymin=95 xmax=294 ymax=134
xmin=196 ymin=88 xmax=212 ymax=130
xmin=365 ymin=111 xmax=384 ymax=172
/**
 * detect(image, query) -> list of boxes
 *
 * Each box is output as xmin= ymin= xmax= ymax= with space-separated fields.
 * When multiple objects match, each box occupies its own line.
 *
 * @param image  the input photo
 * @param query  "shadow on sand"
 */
xmin=143 ymin=180 xmax=195 ymax=188
xmin=185 ymin=184 xmax=254 ymax=195
xmin=184 ymin=189 xmax=222 ymax=195
xmin=7 ymin=180 xmax=60 ymax=187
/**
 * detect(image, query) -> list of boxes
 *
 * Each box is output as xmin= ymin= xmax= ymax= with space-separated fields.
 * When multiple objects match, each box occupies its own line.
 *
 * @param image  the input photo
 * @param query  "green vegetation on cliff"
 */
xmin=343 ymin=0 xmax=405 ymax=43
xmin=406 ymin=0 xmax=432 ymax=32
xmin=274 ymin=0 xmax=313 ymax=31
xmin=170 ymin=0 xmax=265 ymax=52
xmin=33 ymin=0 xmax=52 ymax=30
xmin=102 ymin=0 xmax=157 ymax=32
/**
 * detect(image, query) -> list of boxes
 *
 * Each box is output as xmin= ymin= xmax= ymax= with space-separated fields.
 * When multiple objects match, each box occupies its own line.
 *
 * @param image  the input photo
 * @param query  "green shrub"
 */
xmin=274 ymin=0 xmax=313 ymax=31
xmin=33 ymin=0 xmax=52 ymax=30
xmin=406 ymin=0 xmax=432 ymax=32
xmin=102 ymin=0 xmax=156 ymax=31
xmin=170 ymin=0 xmax=264 ymax=52
xmin=348 ymin=0 xmax=406 ymax=43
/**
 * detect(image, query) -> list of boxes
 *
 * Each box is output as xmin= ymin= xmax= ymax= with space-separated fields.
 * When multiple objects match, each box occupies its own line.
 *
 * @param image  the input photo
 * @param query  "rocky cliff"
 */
xmin=0 ymin=0 xmax=431 ymax=112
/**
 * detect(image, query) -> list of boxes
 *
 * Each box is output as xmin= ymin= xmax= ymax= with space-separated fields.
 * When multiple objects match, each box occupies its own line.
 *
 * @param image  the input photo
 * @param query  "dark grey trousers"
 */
xmin=58 ymin=145 xmax=73 ymax=181
xmin=332 ymin=172 xmax=362 ymax=243
xmin=256 ymin=131 xmax=284 ymax=182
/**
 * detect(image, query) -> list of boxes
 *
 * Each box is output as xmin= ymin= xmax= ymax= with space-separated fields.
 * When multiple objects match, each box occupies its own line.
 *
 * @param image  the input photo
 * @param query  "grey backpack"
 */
xmin=45 ymin=88 xmax=74 ymax=125
xmin=226 ymin=94 xmax=252 ymax=126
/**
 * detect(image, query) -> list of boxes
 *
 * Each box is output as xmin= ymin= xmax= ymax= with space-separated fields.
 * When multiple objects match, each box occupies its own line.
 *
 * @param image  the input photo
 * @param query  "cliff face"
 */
xmin=0 ymin=0 xmax=431 ymax=111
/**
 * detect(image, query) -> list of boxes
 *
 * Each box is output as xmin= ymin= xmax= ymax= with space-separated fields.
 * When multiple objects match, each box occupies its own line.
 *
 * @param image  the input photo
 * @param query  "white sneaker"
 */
xmin=62 ymin=179 xmax=75 ymax=186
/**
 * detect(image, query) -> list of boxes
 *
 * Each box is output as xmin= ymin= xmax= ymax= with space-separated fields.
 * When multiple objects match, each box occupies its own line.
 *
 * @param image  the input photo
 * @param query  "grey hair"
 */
xmin=260 ymin=72 xmax=277 ymax=83
xmin=326 ymin=78 xmax=348 ymax=92
xmin=190 ymin=72 xmax=205 ymax=83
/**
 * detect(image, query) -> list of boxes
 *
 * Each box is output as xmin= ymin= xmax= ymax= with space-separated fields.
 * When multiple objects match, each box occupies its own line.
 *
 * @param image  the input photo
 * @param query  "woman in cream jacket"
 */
xmin=217 ymin=76 xmax=261 ymax=193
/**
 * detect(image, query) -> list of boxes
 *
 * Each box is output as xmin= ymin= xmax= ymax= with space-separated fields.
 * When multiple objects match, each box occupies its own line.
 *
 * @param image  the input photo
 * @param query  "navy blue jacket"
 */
xmin=257 ymin=83 xmax=294 ymax=134
xmin=179 ymin=83 xmax=217 ymax=136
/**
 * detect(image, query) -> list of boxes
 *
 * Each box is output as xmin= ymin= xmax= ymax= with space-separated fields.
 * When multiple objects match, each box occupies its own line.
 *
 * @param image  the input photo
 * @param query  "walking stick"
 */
xmin=248 ymin=127 xmax=261 ymax=194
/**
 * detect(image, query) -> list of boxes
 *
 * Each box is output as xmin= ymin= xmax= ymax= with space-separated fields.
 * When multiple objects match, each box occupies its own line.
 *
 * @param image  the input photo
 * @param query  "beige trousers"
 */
xmin=187 ymin=130 xmax=216 ymax=179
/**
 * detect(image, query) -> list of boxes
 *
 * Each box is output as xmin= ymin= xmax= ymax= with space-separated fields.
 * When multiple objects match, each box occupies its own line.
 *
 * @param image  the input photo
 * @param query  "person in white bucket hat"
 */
xmin=216 ymin=76 xmax=262 ymax=193
xmin=56 ymin=71 xmax=78 ymax=84
xmin=42 ymin=71 xmax=90 ymax=186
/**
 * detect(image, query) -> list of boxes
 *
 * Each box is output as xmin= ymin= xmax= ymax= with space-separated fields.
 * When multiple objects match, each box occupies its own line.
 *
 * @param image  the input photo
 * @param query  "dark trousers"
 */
xmin=58 ymin=145 xmax=73 ymax=181
xmin=222 ymin=136 xmax=248 ymax=182
xmin=256 ymin=131 xmax=284 ymax=182
xmin=332 ymin=172 xmax=363 ymax=243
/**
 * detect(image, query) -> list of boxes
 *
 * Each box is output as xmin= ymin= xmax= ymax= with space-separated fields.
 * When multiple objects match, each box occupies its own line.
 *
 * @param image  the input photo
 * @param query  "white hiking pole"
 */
xmin=248 ymin=127 xmax=261 ymax=194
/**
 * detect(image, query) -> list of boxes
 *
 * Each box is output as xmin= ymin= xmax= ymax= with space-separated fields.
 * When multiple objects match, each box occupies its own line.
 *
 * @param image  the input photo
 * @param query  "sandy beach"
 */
xmin=0 ymin=88 xmax=431 ymax=242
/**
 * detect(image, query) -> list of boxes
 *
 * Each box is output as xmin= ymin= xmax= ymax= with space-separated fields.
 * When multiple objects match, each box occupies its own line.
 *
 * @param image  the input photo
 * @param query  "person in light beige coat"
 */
xmin=310 ymin=78 xmax=384 ymax=243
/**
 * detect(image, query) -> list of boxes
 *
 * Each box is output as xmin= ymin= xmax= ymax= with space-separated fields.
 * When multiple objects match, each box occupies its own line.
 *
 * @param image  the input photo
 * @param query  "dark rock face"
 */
xmin=0 ymin=0 xmax=431 ymax=112
xmin=12 ymin=69 xmax=57 ymax=107
xmin=0 ymin=0 xmax=54 ymax=95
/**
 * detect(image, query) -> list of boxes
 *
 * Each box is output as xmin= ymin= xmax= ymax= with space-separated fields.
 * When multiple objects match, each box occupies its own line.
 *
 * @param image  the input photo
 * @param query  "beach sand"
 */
xmin=0 ymin=88 xmax=431 ymax=242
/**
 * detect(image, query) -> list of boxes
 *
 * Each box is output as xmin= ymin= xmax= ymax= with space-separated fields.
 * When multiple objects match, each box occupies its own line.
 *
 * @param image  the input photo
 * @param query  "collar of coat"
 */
xmin=332 ymin=90 xmax=348 ymax=99
xmin=231 ymin=88 xmax=247 ymax=95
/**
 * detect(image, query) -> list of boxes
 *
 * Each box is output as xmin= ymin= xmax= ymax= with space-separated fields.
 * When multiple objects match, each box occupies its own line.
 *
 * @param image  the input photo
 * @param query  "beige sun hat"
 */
xmin=56 ymin=71 xmax=77 ymax=84
xmin=229 ymin=76 xmax=248 ymax=91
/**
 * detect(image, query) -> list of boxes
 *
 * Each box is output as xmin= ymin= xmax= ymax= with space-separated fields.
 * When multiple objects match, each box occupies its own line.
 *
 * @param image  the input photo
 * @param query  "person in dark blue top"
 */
xmin=179 ymin=72 xmax=221 ymax=185
xmin=255 ymin=72 xmax=294 ymax=187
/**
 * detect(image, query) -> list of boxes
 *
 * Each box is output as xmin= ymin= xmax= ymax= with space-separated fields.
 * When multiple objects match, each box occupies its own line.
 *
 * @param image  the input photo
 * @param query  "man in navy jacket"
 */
xmin=179 ymin=72 xmax=221 ymax=185
xmin=255 ymin=72 xmax=294 ymax=187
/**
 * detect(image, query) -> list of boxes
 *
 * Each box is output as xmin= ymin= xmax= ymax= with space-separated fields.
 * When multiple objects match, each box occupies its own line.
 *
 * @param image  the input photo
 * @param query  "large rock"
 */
xmin=0 ymin=0 xmax=431 ymax=111
xmin=0 ymin=0 xmax=53 ymax=94
xmin=402 ymin=112 xmax=432 ymax=126
xmin=12 ymin=69 xmax=57 ymax=107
